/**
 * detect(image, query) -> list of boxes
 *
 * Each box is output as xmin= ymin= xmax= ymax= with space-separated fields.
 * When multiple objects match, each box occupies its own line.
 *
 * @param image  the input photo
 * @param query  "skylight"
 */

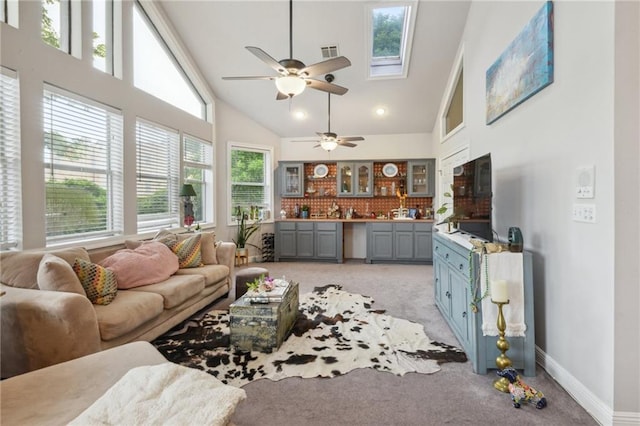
xmin=366 ymin=2 xmax=417 ymax=79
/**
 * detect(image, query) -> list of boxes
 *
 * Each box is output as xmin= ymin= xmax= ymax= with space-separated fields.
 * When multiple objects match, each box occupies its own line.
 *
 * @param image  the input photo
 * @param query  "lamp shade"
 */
xmin=275 ymin=76 xmax=306 ymax=97
xmin=320 ymin=139 xmax=338 ymax=151
xmin=179 ymin=184 xmax=197 ymax=197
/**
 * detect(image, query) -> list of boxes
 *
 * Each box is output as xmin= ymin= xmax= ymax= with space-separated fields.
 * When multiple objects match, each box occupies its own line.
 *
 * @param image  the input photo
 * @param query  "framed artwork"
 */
xmin=486 ymin=1 xmax=554 ymax=124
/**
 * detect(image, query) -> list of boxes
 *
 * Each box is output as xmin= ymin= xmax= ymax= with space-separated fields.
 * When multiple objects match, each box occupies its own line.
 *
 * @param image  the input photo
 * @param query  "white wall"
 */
xmin=433 ymin=1 xmax=639 ymax=423
xmin=280 ymin=132 xmax=433 ymax=161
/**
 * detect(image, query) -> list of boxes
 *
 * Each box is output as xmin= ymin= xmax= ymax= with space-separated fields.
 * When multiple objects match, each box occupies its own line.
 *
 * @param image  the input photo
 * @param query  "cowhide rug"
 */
xmin=152 ymin=285 xmax=467 ymax=387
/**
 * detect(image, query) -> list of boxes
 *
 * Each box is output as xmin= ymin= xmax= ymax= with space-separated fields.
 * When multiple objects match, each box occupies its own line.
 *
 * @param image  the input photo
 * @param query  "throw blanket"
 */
xmin=480 ymin=252 xmax=526 ymax=337
xmin=69 ymin=363 xmax=246 ymax=426
xmin=153 ymin=285 xmax=467 ymax=387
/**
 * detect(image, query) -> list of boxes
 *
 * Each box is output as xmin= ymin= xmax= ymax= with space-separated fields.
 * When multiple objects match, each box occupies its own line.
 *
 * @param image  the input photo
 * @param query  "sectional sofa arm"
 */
xmin=0 ymin=285 xmax=102 ymax=379
xmin=216 ymin=241 xmax=236 ymax=276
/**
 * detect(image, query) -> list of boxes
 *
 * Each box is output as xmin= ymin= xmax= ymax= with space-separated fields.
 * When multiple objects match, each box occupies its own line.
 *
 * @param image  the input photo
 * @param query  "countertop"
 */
xmin=275 ymin=218 xmax=435 ymax=223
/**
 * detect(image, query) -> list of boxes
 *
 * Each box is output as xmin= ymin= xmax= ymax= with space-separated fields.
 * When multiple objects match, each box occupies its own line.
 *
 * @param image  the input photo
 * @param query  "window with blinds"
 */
xmin=0 ymin=67 xmax=22 ymax=250
xmin=229 ymin=144 xmax=272 ymax=224
xmin=136 ymin=119 xmax=180 ymax=232
xmin=183 ymin=134 xmax=213 ymax=224
xmin=43 ymin=87 xmax=124 ymax=245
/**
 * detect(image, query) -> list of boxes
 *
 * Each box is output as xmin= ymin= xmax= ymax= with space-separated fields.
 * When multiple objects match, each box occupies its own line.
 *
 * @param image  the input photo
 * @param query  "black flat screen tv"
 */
xmin=452 ymin=153 xmax=493 ymax=241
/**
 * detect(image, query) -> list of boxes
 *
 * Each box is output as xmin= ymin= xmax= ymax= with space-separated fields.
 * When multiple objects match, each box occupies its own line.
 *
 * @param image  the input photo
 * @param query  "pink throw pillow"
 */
xmin=99 ymin=242 xmax=179 ymax=289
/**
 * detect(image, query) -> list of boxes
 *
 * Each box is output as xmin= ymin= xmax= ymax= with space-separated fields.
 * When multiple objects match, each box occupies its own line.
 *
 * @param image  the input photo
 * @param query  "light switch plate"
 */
xmin=572 ymin=203 xmax=596 ymax=223
xmin=576 ymin=165 xmax=595 ymax=199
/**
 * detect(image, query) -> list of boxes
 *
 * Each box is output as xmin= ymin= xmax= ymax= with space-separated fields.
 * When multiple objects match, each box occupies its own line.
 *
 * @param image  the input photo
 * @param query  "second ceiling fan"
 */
xmin=222 ymin=0 xmax=351 ymax=100
xmin=298 ymin=74 xmax=365 ymax=151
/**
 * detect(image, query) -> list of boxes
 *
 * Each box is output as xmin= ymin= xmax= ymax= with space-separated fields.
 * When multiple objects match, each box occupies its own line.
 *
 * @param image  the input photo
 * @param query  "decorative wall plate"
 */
xmin=314 ymin=164 xmax=329 ymax=178
xmin=382 ymin=163 xmax=398 ymax=177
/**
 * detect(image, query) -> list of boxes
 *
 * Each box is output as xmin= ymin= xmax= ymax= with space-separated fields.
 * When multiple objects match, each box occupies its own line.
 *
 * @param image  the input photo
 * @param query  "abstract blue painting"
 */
xmin=486 ymin=1 xmax=554 ymax=124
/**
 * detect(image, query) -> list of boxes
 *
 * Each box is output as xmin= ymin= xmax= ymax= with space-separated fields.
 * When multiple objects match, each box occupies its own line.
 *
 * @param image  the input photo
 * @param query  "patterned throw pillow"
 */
xmin=165 ymin=233 xmax=202 ymax=268
xmin=72 ymin=258 xmax=118 ymax=305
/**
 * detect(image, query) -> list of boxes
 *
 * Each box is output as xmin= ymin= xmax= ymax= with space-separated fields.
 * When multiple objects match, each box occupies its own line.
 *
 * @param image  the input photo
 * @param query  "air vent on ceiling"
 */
xmin=320 ymin=45 xmax=339 ymax=59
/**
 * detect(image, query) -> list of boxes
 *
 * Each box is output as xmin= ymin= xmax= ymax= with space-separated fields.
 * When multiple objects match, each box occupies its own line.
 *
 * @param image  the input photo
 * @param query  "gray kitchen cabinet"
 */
xmin=407 ymin=159 xmax=435 ymax=197
xmin=337 ymin=162 xmax=373 ymax=197
xmin=366 ymin=221 xmax=432 ymax=263
xmin=275 ymin=221 xmax=343 ymax=263
xmin=432 ymin=231 xmax=535 ymax=376
xmin=280 ymin=162 xmax=304 ymax=197
xmin=296 ymin=221 xmax=314 ymax=258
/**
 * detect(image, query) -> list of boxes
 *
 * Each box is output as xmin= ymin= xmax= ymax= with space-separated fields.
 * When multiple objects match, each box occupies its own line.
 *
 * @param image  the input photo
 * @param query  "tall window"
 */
xmin=92 ymin=0 xmax=112 ymax=73
xmin=0 ymin=67 xmax=22 ymax=250
xmin=42 ymin=0 xmax=70 ymax=53
xmin=183 ymin=135 xmax=213 ymax=224
xmin=228 ymin=143 xmax=272 ymax=224
xmin=43 ymin=87 xmax=124 ymax=245
xmin=132 ymin=2 xmax=204 ymax=119
xmin=1 ymin=0 xmax=6 ymax=23
xmin=367 ymin=2 xmax=417 ymax=79
xmin=136 ymin=119 xmax=180 ymax=232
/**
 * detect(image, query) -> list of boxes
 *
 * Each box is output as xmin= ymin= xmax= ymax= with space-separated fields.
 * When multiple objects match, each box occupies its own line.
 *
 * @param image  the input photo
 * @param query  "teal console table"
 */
xmin=432 ymin=230 xmax=536 ymax=376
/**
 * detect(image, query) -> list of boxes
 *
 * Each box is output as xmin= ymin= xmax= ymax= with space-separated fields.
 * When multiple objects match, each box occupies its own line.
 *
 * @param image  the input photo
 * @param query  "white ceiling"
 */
xmin=158 ymin=1 xmax=470 ymax=139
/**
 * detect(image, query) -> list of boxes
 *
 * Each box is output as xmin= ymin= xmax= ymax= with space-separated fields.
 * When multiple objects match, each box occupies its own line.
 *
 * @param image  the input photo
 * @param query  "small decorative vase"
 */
xmin=301 ymin=211 xmax=309 ymax=219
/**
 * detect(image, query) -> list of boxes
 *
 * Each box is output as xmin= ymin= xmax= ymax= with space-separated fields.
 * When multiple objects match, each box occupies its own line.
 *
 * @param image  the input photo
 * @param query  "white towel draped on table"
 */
xmin=480 ymin=251 xmax=527 ymax=337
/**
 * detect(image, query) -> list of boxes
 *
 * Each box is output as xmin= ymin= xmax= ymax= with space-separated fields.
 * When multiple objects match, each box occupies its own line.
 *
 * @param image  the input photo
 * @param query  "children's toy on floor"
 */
xmin=497 ymin=367 xmax=548 ymax=409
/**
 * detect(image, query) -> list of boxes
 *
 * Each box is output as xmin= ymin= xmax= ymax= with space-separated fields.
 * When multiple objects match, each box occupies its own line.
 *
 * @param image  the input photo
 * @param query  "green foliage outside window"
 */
xmin=372 ymin=8 xmax=404 ymax=58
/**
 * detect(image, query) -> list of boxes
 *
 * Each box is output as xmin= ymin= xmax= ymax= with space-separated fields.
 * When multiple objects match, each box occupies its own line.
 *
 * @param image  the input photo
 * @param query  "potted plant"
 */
xmin=436 ymin=184 xmax=458 ymax=232
xmin=233 ymin=208 xmax=261 ymax=256
xmin=300 ymin=205 xmax=310 ymax=219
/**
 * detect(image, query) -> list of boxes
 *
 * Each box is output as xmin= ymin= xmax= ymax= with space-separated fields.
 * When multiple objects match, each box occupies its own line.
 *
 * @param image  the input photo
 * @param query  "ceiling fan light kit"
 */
xmin=275 ymin=75 xmax=307 ymax=98
xmin=320 ymin=139 xmax=338 ymax=151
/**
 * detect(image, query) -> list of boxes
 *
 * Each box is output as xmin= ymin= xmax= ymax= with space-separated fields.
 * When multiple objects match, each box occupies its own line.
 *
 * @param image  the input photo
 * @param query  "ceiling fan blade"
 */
xmin=316 ymin=132 xmax=327 ymax=138
xmin=313 ymin=144 xmax=322 ymax=149
xmin=299 ymin=56 xmax=351 ymax=77
xmin=291 ymin=139 xmax=320 ymax=143
xmin=306 ymin=79 xmax=348 ymax=96
xmin=245 ymin=46 xmax=287 ymax=75
xmin=222 ymin=76 xmax=276 ymax=80
xmin=338 ymin=141 xmax=357 ymax=148
xmin=276 ymin=91 xmax=289 ymax=100
xmin=338 ymin=136 xmax=365 ymax=142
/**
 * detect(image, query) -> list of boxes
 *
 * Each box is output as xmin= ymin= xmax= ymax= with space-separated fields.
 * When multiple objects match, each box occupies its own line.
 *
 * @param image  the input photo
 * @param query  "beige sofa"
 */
xmin=1 ymin=342 xmax=246 ymax=426
xmin=0 ymin=232 xmax=235 ymax=379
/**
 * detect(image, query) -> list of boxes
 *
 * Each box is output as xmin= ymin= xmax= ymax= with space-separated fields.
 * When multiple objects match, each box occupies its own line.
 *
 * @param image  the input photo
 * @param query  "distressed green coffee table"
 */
xmin=229 ymin=281 xmax=299 ymax=353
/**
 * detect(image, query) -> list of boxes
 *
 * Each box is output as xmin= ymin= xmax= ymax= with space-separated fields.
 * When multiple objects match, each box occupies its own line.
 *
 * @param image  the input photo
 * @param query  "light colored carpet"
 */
xmin=212 ymin=260 xmax=597 ymax=426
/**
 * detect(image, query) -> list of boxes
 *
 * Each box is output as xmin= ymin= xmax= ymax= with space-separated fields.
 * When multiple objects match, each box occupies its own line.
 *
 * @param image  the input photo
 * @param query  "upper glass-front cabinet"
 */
xmin=337 ymin=162 xmax=373 ymax=197
xmin=280 ymin=162 xmax=304 ymax=197
xmin=407 ymin=159 xmax=435 ymax=197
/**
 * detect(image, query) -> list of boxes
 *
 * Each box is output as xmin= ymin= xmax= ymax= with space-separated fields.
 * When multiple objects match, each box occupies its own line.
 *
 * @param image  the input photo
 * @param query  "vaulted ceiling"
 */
xmin=158 ymin=1 xmax=470 ymax=139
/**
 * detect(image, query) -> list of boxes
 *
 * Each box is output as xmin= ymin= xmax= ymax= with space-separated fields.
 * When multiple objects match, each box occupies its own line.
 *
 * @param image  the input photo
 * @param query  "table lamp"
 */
xmin=180 ymin=184 xmax=197 ymax=231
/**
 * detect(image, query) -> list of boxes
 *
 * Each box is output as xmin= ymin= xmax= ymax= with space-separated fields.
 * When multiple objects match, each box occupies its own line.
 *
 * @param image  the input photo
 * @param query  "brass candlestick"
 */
xmin=493 ymin=300 xmax=512 ymax=393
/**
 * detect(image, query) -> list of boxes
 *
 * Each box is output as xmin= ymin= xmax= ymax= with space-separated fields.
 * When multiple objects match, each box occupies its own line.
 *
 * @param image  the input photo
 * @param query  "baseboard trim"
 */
xmin=613 ymin=412 xmax=640 ymax=426
xmin=536 ymin=345 xmax=613 ymax=425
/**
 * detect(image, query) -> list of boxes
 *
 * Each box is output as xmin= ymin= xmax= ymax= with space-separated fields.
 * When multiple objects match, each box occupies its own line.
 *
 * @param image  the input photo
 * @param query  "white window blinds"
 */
xmin=136 ymin=119 xmax=180 ymax=232
xmin=43 ymin=86 xmax=124 ymax=245
xmin=0 ymin=67 xmax=22 ymax=250
xmin=183 ymin=134 xmax=213 ymax=224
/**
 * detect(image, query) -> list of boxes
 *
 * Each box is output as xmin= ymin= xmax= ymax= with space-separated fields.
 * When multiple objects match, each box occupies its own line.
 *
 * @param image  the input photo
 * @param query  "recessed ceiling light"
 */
xmin=375 ymin=107 xmax=386 ymax=116
xmin=293 ymin=110 xmax=307 ymax=120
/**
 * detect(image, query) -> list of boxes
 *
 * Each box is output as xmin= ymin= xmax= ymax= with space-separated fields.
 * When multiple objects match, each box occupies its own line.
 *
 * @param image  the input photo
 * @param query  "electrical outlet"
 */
xmin=572 ymin=203 xmax=596 ymax=223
